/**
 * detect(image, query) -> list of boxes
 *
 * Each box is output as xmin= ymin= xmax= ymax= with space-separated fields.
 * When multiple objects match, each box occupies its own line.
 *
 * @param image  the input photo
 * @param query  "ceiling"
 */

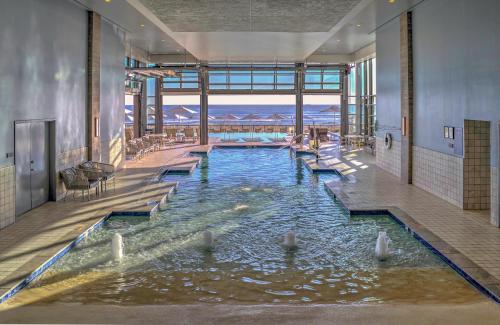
xmin=77 ymin=0 xmax=424 ymax=63
xmin=138 ymin=0 xmax=360 ymax=32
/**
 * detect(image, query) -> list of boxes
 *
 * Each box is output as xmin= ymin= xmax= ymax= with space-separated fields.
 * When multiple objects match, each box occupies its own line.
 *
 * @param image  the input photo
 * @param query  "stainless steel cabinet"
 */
xmin=15 ymin=122 xmax=49 ymax=217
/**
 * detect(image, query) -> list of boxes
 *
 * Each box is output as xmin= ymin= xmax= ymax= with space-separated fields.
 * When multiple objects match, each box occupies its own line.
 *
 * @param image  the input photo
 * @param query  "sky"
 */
xmin=125 ymin=94 xmax=340 ymax=106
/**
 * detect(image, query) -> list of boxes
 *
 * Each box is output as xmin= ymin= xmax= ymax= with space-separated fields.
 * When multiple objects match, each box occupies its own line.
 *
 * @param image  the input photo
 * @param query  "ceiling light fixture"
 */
xmin=140 ymin=24 xmax=145 ymax=27
xmin=387 ymin=0 xmax=396 ymax=3
xmin=356 ymin=24 xmax=361 ymax=27
xmin=336 ymin=39 xmax=341 ymax=42
xmin=161 ymin=39 xmax=165 ymax=42
xmin=104 ymin=0 xmax=111 ymax=3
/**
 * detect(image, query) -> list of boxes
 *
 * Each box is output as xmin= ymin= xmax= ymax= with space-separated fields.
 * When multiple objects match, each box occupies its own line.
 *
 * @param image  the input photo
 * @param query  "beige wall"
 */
xmin=0 ymin=165 xmax=15 ymax=229
xmin=376 ymin=137 xmax=401 ymax=178
xmin=463 ymin=120 xmax=491 ymax=210
xmin=492 ymin=167 xmax=499 ymax=226
xmin=412 ymin=146 xmax=463 ymax=208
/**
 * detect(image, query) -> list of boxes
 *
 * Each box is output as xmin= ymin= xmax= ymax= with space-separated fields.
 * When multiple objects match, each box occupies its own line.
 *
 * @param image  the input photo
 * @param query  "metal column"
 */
xmin=87 ymin=11 xmax=101 ymax=161
xmin=355 ymin=62 xmax=362 ymax=135
xmin=140 ymin=79 xmax=148 ymax=136
xmin=340 ymin=66 xmax=349 ymax=137
xmin=295 ymin=63 xmax=304 ymax=143
xmin=154 ymin=78 xmax=163 ymax=134
xmin=133 ymin=94 xmax=141 ymax=138
xmin=200 ymin=67 xmax=209 ymax=145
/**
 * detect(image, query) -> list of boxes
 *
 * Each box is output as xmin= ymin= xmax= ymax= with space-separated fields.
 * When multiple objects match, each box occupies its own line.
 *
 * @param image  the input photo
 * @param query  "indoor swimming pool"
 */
xmin=7 ymin=149 xmax=484 ymax=305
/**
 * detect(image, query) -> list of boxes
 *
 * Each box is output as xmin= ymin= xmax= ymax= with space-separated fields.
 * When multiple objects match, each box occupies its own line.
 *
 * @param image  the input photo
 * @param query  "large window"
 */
xmin=163 ymin=69 xmax=200 ymax=91
xmin=208 ymin=68 xmax=295 ymax=92
xmin=303 ymin=68 xmax=342 ymax=92
xmin=346 ymin=58 xmax=376 ymax=135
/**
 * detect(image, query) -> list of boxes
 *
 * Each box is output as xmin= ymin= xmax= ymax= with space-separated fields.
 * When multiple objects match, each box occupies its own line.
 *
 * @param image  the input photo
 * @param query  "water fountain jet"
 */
xmin=112 ymin=233 xmax=124 ymax=261
xmin=375 ymin=231 xmax=391 ymax=261
xmin=283 ymin=231 xmax=298 ymax=249
xmin=203 ymin=230 xmax=215 ymax=249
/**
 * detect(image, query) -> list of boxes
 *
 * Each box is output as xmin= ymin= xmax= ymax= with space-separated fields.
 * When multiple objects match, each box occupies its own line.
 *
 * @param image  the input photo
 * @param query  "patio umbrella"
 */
xmin=320 ymin=105 xmax=340 ymax=113
xmin=267 ymin=114 xmax=286 ymax=139
xmin=267 ymin=113 xmax=286 ymax=120
xmin=241 ymin=114 xmax=262 ymax=120
xmin=165 ymin=105 xmax=197 ymax=118
xmin=241 ymin=114 xmax=263 ymax=140
xmin=215 ymin=114 xmax=240 ymax=120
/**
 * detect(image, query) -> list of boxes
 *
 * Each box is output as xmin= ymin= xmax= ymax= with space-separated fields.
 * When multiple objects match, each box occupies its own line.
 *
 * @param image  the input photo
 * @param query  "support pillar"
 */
xmin=362 ymin=60 xmax=369 ymax=135
xmin=295 ymin=63 xmax=304 ymax=143
xmin=400 ymin=11 xmax=414 ymax=184
xmin=140 ymin=79 xmax=148 ymax=136
xmin=87 ymin=11 xmax=101 ymax=161
xmin=355 ymin=62 xmax=362 ymax=135
xmin=200 ymin=67 xmax=209 ymax=145
xmin=340 ymin=66 xmax=349 ymax=137
xmin=154 ymin=78 xmax=163 ymax=134
xmin=133 ymin=95 xmax=141 ymax=138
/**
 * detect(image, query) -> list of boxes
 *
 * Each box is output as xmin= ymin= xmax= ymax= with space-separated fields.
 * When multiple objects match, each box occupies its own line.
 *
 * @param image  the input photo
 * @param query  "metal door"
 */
xmin=15 ymin=123 xmax=32 ymax=216
xmin=29 ymin=122 xmax=49 ymax=208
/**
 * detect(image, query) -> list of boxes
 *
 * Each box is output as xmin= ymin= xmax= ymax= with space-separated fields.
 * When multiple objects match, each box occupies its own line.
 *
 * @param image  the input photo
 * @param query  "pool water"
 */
xmin=8 ymin=149 xmax=483 ymax=305
xmin=209 ymin=132 xmax=288 ymax=143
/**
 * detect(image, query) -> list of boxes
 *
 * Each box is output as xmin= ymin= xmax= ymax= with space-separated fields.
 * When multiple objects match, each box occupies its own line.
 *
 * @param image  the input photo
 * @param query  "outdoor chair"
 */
xmin=126 ymin=140 xmax=142 ymax=160
xmin=60 ymin=167 xmax=100 ymax=201
xmin=80 ymin=161 xmax=116 ymax=192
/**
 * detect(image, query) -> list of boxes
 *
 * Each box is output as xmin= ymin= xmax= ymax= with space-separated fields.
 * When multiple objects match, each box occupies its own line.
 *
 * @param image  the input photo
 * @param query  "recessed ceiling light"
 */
xmin=387 ymin=0 xmax=396 ymax=3
xmin=104 ymin=0 xmax=111 ymax=3
xmin=336 ymin=39 xmax=341 ymax=42
xmin=140 ymin=24 xmax=145 ymax=27
xmin=161 ymin=39 xmax=165 ymax=42
xmin=356 ymin=24 xmax=361 ymax=27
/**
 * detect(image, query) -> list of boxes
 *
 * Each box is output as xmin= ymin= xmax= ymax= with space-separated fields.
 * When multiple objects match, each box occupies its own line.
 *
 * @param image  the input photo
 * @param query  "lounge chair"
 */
xmin=80 ymin=161 xmax=116 ymax=192
xmin=60 ymin=167 xmax=100 ymax=201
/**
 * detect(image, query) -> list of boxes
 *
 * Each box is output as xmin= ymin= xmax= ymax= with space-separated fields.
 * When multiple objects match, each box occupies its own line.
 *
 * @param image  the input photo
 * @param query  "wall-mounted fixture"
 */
xmin=402 ymin=117 xmax=407 ymax=136
xmin=94 ymin=118 xmax=100 ymax=137
xmin=444 ymin=126 xmax=455 ymax=139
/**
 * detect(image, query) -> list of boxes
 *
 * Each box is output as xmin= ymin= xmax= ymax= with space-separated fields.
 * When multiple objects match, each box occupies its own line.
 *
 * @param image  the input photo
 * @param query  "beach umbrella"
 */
xmin=267 ymin=113 xmax=286 ymax=120
xmin=241 ymin=114 xmax=263 ymax=140
xmin=215 ymin=114 xmax=240 ymax=120
xmin=267 ymin=114 xmax=286 ymax=139
xmin=320 ymin=105 xmax=340 ymax=113
xmin=165 ymin=105 xmax=197 ymax=118
xmin=241 ymin=114 xmax=262 ymax=120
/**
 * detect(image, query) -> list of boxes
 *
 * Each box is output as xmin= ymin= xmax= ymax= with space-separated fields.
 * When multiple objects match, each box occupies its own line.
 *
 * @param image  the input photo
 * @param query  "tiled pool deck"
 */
xmin=0 ymin=141 xmax=498 ymax=305
xmin=0 ymin=143 xmax=202 ymax=299
xmin=318 ymin=145 xmax=500 ymax=301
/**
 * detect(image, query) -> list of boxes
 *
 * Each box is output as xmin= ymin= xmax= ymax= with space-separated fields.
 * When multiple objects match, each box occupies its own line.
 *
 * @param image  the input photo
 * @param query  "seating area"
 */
xmin=60 ymin=161 xmax=116 ymax=201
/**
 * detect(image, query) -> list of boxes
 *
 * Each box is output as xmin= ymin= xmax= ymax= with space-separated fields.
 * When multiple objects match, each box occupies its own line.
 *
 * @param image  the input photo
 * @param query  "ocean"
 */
xmin=125 ymin=104 xmax=342 ymax=125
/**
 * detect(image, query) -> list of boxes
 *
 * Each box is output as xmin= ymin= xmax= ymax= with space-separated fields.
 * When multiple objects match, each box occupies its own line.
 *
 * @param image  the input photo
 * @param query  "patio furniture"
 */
xmin=60 ymin=167 xmax=100 ymax=201
xmin=176 ymin=131 xmax=186 ymax=142
xmin=80 ymin=161 xmax=116 ymax=192
xmin=184 ymin=128 xmax=196 ymax=143
xmin=126 ymin=140 xmax=143 ymax=160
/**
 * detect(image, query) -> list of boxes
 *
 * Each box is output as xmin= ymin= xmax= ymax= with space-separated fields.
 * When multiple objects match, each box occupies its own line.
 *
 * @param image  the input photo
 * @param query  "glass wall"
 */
xmin=208 ymin=68 xmax=295 ymax=91
xmin=163 ymin=69 xmax=200 ymax=90
xmin=304 ymin=68 xmax=342 ymax=91
xmin=346 ymin=58 xmax=376 ymax=136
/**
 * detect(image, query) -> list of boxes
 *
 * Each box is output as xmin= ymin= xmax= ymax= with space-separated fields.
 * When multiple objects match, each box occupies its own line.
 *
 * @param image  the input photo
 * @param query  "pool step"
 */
xmin=161 ymin=156 xmax=202 ymax=175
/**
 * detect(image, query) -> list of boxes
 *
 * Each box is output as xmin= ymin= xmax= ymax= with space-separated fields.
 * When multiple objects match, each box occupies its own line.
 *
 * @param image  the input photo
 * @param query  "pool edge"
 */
xmin=324 ymin=183 xmax=500 ymax=304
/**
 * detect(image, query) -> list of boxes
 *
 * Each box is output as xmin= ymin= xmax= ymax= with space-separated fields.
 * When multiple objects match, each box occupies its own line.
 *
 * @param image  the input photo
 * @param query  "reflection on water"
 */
xmin=7 ymin=149 xmax=484 ymax=306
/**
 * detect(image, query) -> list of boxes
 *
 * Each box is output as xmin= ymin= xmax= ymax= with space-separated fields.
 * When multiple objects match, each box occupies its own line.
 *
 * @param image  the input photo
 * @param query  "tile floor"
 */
xmin=320 ymin=145 xmax=499 ymax=299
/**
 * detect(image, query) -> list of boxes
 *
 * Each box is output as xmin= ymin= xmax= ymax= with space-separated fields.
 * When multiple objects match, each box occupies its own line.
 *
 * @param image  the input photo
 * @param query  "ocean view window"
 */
xmin=162 ymin=69 xmax=200 ymax=91
xmin=303 ymin=68 xmax=341 ymax=92
xmin=208 ymin=68 xmax=295 ymax=92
